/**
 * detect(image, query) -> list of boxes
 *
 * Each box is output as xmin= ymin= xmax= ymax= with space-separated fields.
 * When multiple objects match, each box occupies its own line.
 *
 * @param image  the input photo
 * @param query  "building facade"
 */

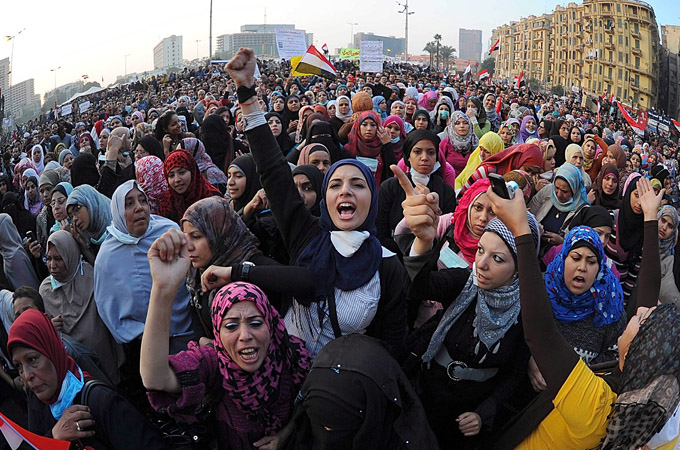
xmin=662 ymin=25 xmax=680 ymax=55
xmin=459 ymin=29 xmax=483 ymax=63
xmin=216 ymin=25 xmax=313 ymax=59
xmin=0 ymin=57 xmax=9 ymax=95
xmin=353 ymin=33 xmax=405 ymax=58
xmin=7 ymin=78 xmax=40 ymax=119
xmin=491 ymin=0 xmax=659 ymax=110
xmin=153 ymin=35 xmax=183 ymax=69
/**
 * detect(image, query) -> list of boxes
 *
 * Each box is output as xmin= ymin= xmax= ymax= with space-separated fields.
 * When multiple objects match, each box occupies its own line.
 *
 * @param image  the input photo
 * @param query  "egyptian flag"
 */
xmin=477 ymin=69 xmax=489 ymax=80
xmin=294 ymin=45 xmax=337 ymax=80
xmin=616 ymin=102 xmax=647 ymax=132
xmin=515 ymin=71 xmax=524 ymax=89
xmin=488 ymin=39 xmax=500 ymax=55
xmin=464 ymin=61 xmax=471 ymax=76
xmin=322 ymin=43 xmax=329 ymax=57
xmin=0 ymin=412 xmax=72 ymax=450
xmin=597 ymin=98 xmax=601 ymax=122
xmin=673 ymin=119 xmax=680 ymax=134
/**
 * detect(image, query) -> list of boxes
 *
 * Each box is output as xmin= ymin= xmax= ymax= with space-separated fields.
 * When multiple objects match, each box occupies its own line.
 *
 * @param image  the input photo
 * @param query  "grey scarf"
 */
xmin=423 ymin=270 xmax=521 ymax=363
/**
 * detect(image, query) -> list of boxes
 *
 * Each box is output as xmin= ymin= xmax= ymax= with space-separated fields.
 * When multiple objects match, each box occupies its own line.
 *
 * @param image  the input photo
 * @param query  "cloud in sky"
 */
xmin=1 ymin=0 xmax=676 ymax=101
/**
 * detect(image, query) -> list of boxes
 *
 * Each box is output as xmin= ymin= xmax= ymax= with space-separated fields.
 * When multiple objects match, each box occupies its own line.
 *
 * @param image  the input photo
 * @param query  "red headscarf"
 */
xmin=479 ymin=143 xmax=544 ymax=176
xmin=452 ymin=178 xmax=491 ymax=265
xmin=8 ymin=309 xmax=80 ymax=404
xmin=159 ymin=149 xmax=220 ymax=223
xmin=344 ymin=111 xmax=386 ymax=185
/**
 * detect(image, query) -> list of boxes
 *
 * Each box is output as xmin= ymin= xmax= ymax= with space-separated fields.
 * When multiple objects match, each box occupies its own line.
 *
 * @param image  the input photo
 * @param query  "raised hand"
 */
xmin=637 ymin=176 xmax=664 ymax=221
xmin=148 ymin=229 xmax=191 ymax=292
xmin=391 ymin=165 xmax=440 ymax=254
xmin=201 ymin=265 xmax=232 ymax=293
xmin=484 ymin=186 xmax=531 ymax=237
xmin=377 ymin=126 xmax=391 ymax=145
xmin=225 ymin=48 xmax=257 ymax=88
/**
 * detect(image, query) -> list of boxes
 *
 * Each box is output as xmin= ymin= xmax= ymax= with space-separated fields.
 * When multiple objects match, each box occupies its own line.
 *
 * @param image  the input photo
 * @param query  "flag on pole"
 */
xmin=321 ymin=43 xmax=329 ymax=56
xmin=673 ymin=119 xmax=680 ymax=134
xmin=477 ymin=69 xmax=489 ymax=79
xmin=601 ymin=90 xmax=608 ymax=100
xmin=488 ymin=39 xmax=500 ymax=55
xmin=515 ymin=71 xmax=524 ymax=89
xmin=464 ymin=60 xmax=471 ymax=76
xmin=616 ymin=102 xmax=647 ymax=132
xmin=82 ymin=75 xmax=89 ymax=80
xmin=597 ymin=98 xmax=601 ymax=122
xmin=293 ymin=45 xmax=337 ymax=80
xmin=610 ymin=94 xmax=616 ymax=103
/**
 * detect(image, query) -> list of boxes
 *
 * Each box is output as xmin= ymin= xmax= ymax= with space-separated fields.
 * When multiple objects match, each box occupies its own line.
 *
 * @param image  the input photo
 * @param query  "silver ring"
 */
xmin=76 ymin=421 xmax=81 ymax=432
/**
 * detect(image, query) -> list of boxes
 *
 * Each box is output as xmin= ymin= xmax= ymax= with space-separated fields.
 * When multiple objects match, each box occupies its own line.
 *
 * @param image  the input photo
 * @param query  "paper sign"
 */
xmin=339 ymin=48 xmax=360 ymax=60
xmin=79 ymin=101 xmax=91 ymax=113
xmin=275 ymin=29 xmax=308 ymax=60
xmin=360 ymin=41 xmax=383 ymax=73
xmin=60 ymin=104 xmax=72 ymax=116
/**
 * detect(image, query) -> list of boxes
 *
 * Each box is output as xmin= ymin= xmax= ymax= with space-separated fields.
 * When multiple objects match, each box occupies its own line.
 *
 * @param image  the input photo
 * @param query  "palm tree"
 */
xmin=433 ymin=34 xmax=442 ymax=69
xmin=423 ymin=41 xmax=437 ymax=68
xmin=440 ymin=46 xmax=456 ymax=70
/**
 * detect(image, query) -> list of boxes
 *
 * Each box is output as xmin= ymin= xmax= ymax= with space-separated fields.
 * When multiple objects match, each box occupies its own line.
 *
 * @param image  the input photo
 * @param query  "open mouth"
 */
xmin=572 ymin=276 xmax=586 ymax=288
xmin=238 ymin=347 xmax=259 ymax=363
xmin=337 ymin=202 xmax=356 ymax=220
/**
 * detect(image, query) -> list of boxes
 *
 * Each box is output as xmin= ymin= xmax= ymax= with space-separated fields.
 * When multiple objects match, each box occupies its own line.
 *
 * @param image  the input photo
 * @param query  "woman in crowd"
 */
xmin=158 ymin=149 xmax=221 ymax=223
xmin=383 ymin=115 xmax=407 ymax=162
xmin=329 ymin=95 xmax=352 ymax=135
xmin=47 ymin=182 xmax=73 ymax=234
xmin=39 ymin=231 xmax=123 ymax=384
xmin=296 ymin=144 xmax=332 ymax=175
xmin=343 ymin=110 xmax=396 ymax=187
xmin=291 ymin=165 xmax=323 ymax=217
xmin=30 ymin=145 xmax=45 ymax=175
xmin=431 ymin=96 xmax=454 ymax=135
xmin=155 ymin=110 xmax=185 ymax=155
xmin=227 ymin=154 xmax=262 ymax=216
xmin=8 ymin=309 xmax=169 ymax=449
xmin=564 ymin=143 xmax=592 ymax=187
xmin=455 ymin=132 xmax=504 ymax=191
xmin=483 ymin=93 xmax=501 ymax=132
xmin=440 ymin=111 xmax=480 ymax=175
xmin=567 ymin=126 xmax=584 ymax=147
xmin=373 ymin=95 xmax=388 ymax=121
xmin=134 ymin=135 xmax=165 ymax=162
xmin=34 ymin=170 xmax=63 ymax=256
xmin=581 ymin=136 xmax=601 ymax=182
xmin=390 ymin=100 xmax=414 ymax=134
xmin=94 ymin=180 xmax=194 ymax=352
xmin=65 ymin=184 xmax=112 ymax=265
xmin=466 ymin=97 xmax=491 ymax=138
xmin=377 ymin=130 xmax=456 ymax=256
xmin=588 ymin=163 xmax=621 ymax=210
xmin=487 ymin=175 xmax=676 ymax=450
xmin=605 ymin=173 xmax=648 ymax=308
xmin=528 ymin=164 xmax=590 ymax=249
xmin=658 ymin=205 xmax=680 ymax=305
xmin=0 ymin=214 xmax=40 ymax=290
xmin=517 ymin=116 xmax=539 ymax=144
xmin=398 ymin=163 xmax=540 ymax=446
xmin=59 ymin=149 xmax=74 ymax=171
xmin=412 ymin=109 xmax=433 ymax=131
xmin=228 ymin=47 xmax=407 ymax=360
xmin=282 ymin=95 xmax=301 ymax=134
xmin=136 ymin=155 xmax=169 ymax=215
xmin=179 ymin=137 xmax=228 ymax=192
xmin=70 ymin=153 xmax=100 ymax=188
xmin=23 ymin=176 xmax=42 ymax=217
xmin=550 ymin=121 xmax=570 ymax=166
xmin=498 ymin=122 xmax=515 ymax=148
xmin=201 ymin=114 xmax=234 ymax=172
xmin=266 ymin=112 xmax=294 ymax=158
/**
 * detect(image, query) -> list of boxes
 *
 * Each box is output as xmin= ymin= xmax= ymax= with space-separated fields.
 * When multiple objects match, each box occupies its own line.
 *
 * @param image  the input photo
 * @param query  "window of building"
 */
xmin=635 ymin=74 xmax=639 ymax=85
xmin=634 ymin=23 xmax=639 ymax=33
xmin=618 ymin=68 xmax=623 ymax=79
xmin=619 ymin=35 xmax=623 ymax=45
xmin=635 ymin=56 xmax=640 ymax=68
xmin=635 ymin=39 xmax=640 ymax=49
xmin=617 ymin=4 xmax=621 ymax=12
xmin=624 ymin=89 xmax=627 ymax=99
xmin=608 ymin=67 xmax=613 ymax=78
xmin=625 ymin=54 xmax=629 ymax=64
xmin=617 ymin=86 xmax=622 ymax=97
xmin=619 ymin=51 xmax=623 ymax=62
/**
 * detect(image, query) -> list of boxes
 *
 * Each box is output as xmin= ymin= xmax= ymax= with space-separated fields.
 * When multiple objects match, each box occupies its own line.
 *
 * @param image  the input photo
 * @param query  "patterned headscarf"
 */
xmin=210 ymin=282 xmax=312 ymax=433
xmin=551 ymin=163 xmax=590 ymax=212
xmin=13 ymin=158 xmax=37 ymax=189
xmin=601 ymin=303 xmax=680 ymax=449
xmin=445 ymin=111 xmax=479 ymax=156
xmin=295 ymin=105 xmax=315 ymax=144
xmin=158 ymin=149 xmax=220 ymax=223
xmin=136 ymin=156 xmax=168 ymax=215
xmin=546 ymin=226 xmax=623 ymax=327
xmin=658 ymin=205 xmax=679 ymax=256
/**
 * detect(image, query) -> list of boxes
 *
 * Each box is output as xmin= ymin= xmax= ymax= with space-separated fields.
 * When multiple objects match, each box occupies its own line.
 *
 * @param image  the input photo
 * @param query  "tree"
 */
xmin=434 ymin=34 xmax=442 ymax=70
xmin=528 ymin=78 xmax=541 ymax=91
xmin=480 ymin=57 xmax=496 ymax=77
xmin=551 ymin=85 xmax=565 ymax=96
xmin=440 ymin=46 xmax=456 ymax=70
xmin=423 ymin=41 xmax=437 ymax=68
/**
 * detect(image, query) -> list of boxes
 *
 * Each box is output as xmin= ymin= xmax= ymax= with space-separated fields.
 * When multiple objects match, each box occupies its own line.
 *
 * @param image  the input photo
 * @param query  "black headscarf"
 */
xmin=550 ymin=119 xmax=566 ymax=137
xmin=412 ymin=110 xmax=432 ymax=130
xmin=402 ymin=130 xmax=441 ymax=168
xmin=266 ymin=112 xmax=294 ymax=157
xmin=568 ymin=126 xmax=583 ymax=145
xmin=592 ymin=163 xmax=621 ymax=210
xmin=305 ymin=121 xmax=341 ymax=162
xmin=138 ymin=135 xmax=165 ymax=161
xmin=295 ymin=334 xmax=438 ymax=450
xmin=651 ymin=164 xmax=670 ymax=185
xmin=200 ymin=114 xmax=233 ymax=172
xmin=292 ymin=164 xmax=323 ymax=217
xmin=1 ymin=192 xmax=36 ymax=237
xmin=228 ymin=154 xmax=261 ymax=212
xmin=70 ymin=153 xmax=100 ymax=188
xmin=550 ymin=135 xmax=569 ymax=167
xmin=469 ymin=97 xmax=487 ymax=128
xmin=618 ymin=175 xmax=644 ymax=256
xmin=569 ymin=205 xmax=613 ymax=230
xmin=282 ymin=95 xmax=300 ymax=126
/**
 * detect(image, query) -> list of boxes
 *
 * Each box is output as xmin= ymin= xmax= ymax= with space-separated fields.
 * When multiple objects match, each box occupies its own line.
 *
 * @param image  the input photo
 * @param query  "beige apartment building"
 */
xmin=491 ymin=0 xmax=659 ymax=110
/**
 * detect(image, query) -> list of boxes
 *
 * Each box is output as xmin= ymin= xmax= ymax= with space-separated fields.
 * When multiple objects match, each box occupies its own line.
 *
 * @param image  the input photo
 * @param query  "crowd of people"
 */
xmin=0 ymin=45 xmax=680 ymax=449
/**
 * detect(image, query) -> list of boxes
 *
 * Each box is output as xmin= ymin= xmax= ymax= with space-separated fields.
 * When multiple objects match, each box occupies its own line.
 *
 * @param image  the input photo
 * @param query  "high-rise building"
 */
xmin=658 ymin=48 xmax=679 ymax=118
xmin=353 ymin=33 xmax=405 ymax=58
xmin=662 ymin=25 xmax=680 ymax=55
xmin=491 ymin=0 xmax=659 ymax=110
xmin=7 ymin=78 xmax=40 ymax=119
xmin=0 ymin=57 xmax=9 ymax=95
xmin=153 ymin=35 xmax=183 ymax=70
xmin=215 ymin=25 xmax=313 ymax=59
xmin=459 ymin=29 xmax=483 ymax=63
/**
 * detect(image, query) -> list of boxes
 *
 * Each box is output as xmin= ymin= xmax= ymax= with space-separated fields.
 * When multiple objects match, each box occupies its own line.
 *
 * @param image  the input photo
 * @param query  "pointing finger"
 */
xmin=390 ymin=165 xmax=417 ymax=198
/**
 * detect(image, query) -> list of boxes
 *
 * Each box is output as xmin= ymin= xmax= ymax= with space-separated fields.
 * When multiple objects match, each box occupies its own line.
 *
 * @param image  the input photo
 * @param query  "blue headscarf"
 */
xmin=65 ymin=185 xmax=112 ymax=245
xmin=658 ymin=205 xmax=679 ymax=256
xmin=551 ymin=163 xmax=590 ymax=212
xmin=546 ymin=226 xmax=624 ymax=327
xmin=372 ymin=95 xmax=387 ymax=120
xmin=296 ymin=159 xmax=382 ymax=299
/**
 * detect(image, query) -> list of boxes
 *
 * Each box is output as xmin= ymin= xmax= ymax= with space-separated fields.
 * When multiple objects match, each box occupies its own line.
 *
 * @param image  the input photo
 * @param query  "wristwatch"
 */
xmin=241 ymin=261 xmax=255 ymax=281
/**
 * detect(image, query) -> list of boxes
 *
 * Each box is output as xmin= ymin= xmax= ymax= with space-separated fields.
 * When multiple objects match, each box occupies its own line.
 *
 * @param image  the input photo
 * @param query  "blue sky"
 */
xmin=1 ymin=0 xmax=677 ymax=100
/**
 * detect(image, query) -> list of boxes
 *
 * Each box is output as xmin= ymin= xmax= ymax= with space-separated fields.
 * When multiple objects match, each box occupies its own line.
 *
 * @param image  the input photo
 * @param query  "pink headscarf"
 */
xmin=417 ymin=90 xmax=440 ymax=112
xmin=135 ymin=156 xmax=168 ymax=214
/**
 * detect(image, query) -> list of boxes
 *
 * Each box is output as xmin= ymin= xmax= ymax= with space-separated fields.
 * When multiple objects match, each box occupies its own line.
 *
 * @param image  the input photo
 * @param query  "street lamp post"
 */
xmin=124 ymin=54 xmax=131 ymax=76
xmin=209 ymin=0 xmax=213 ymax=60
xmin=397 ymin=1 xmax=414 ymax=62
xmin=50 ymin=66 xmax=61 ymax=91
xmin=347 ymin=22 xmax=358 ymax=48
xmin=4 ymin=28 xmax=26 ymax=87
xmin=195 ymin=40 xmax=201 ymax=60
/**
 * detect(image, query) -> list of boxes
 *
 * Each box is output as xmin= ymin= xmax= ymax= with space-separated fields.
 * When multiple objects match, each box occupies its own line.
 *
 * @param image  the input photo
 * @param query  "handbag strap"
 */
xmin=326 ymin=291 xmax=343 ymax=339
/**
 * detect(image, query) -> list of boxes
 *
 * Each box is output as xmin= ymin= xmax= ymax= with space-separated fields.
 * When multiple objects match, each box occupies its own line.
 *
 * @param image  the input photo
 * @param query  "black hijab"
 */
xmin=228 ymin=154 xmax=261 ymax=212
xmin=201 ymin=114 xmax=233 ymax=172
xmin=402 ymin=129 xmax=441 ymax=168
xmin=305 ymin=121 xmax=341 ymax=162
xmin=412 ymin=110 xmax=432 ymax=130
xmin=550 ymin=135 xmax=569 ymax=167
xmin=568 ymin=126 xmax=583 ymax=145
xmin=138 ymin=135 xmax=165 ymax=161
xmin=266 ymin=112 xmax=294 ymax=157
xmin=1 ymin=192 xmax=36 ymax=237
xmin=569 ymin=205 xmax=613 ymax=230
xmin=618 ymin=176 xmax=644 ymax=256
xmin=292 ymin=164 xmax=323 ymax=217
xmin=550 ymin=119 xmax=566 ymax=137
xmin=70 ymin=153 xmax=100 ymax=188
xmin=282 ymin=95 xmax=300 ymax=126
